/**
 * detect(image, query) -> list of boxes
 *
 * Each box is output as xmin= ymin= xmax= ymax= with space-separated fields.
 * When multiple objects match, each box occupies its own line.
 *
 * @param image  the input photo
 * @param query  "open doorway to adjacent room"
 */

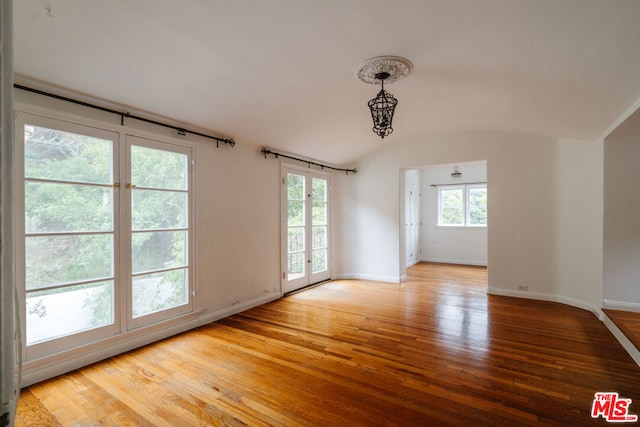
xmin=400 ymin=161 xmax=488 ymax=281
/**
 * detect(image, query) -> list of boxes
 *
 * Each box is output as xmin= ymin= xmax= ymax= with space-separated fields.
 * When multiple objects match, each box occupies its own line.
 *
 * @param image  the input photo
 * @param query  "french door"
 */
xmin=17 ymin=112 xmax=193 ymax=360
xmin=282 ymin=166 xmax=330 ymax=293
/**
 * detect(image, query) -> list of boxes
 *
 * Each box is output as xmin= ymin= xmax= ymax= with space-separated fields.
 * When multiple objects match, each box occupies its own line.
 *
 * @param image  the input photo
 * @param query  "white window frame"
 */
xmin=16 ymin=112 xmax=122 ymax=361
xmin=437 ymin=184 xmax=487 ymax=227
xmin=15 ymin=110 xmax=195 ymax=363
xmin=465 ymin=184 xmax=487 ymax=227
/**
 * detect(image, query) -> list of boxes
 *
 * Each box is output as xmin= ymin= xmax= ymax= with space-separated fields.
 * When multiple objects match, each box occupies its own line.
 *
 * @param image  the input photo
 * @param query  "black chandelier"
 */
xmin=357 ymin=56 xmax=412 ymax=140
xmin=368 ymin=72 xmax=398 ymax=139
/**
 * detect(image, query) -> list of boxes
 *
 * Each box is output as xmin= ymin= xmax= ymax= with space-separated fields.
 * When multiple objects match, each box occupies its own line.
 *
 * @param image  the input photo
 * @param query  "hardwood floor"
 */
xmin=16 ymin=263 xmax=640 ymax=426
xmin=604 ymin=309 xmax=640 ymax=353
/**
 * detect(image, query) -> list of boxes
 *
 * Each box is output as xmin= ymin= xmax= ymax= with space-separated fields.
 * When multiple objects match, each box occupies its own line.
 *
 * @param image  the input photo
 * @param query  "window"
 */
xmin=438 ymin=184 xmax=487 ymax=226
xmin=22 ymin=121 xmax=117 ymax=348
xmin=17 ymin=113 xmax=194 ymax=360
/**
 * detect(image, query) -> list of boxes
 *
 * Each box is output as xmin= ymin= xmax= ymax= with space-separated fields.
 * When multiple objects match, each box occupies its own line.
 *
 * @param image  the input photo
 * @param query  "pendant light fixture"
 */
xmin=367 ymin=72 xmax=397 ymax=138
xmin=357 ymin=56 xmax=412 ymax=139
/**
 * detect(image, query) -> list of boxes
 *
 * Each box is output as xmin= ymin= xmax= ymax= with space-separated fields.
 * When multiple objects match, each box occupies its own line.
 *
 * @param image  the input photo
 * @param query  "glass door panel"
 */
xmin=287 ymin=173 xmax=306 ymax=282
xmin=311 ymin=178 xmax=328 ymax=278
xmin=128 ymin=140 xmax=191 ymax=326
xmin=20 ymin=119 xmax=117 ymax=352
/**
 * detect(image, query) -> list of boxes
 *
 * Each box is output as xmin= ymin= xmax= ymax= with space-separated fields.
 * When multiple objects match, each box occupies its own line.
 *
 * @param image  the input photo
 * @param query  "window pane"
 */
xmin=131 ymin=145 xmax=187 ymax=190
xmin=287 ymin=174 xmax=305 ymax=200
xmin=25 ymin=181 xmax=113 ymax=233
xmin=312 ymin=249 xmax=327 ymax=273
xmin=132 ymin=269 xmax=188 ymax=318
xmin=132 ymin=189 xmax=187 ymax=230
xmin=24 ymin=124 xmax=112 ymax=184
xmin=440 ymin=188 xmax=463 ymax=225
xmin=132 ymin=231 xmax=187 ymax=274
xmin=26 ymin=280 xmax=114 ymax=345
xmin=312 ymin=226 xmax=327 ymax=249
xmin=288 ymin=252 xmax=305 ymax=278
xmin=288 ymin=227 xmax=305 ymax=253
xmin=312 ymin=202 xmax=327 ymax=225
xmin=26 ymin=234 xmax=113 ymax=290
xmin=312 ymin=178 xmax=326 ymax=202
xmin=287 ymin=201 xmax=305 ymax=227
xmin=468 ymin=187 xmax=487 ymax=225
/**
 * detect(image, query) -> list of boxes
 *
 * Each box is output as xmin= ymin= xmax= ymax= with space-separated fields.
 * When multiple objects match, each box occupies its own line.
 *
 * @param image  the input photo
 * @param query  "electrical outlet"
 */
xmin=516 ymin=285 xmax=528 ymax=292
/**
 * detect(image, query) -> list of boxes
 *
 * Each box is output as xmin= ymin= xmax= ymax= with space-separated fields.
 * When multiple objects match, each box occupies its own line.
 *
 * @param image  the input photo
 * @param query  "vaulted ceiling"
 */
xmin=14 ymin=0 xmax=640 ymax=164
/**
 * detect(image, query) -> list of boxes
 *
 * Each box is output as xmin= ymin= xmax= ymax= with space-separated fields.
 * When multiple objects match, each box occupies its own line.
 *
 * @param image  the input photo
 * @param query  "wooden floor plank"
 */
xmin=15 ymin=263 xmax=640 ymax=426
xmin=604 ymin=309 xmax=640 ymax=352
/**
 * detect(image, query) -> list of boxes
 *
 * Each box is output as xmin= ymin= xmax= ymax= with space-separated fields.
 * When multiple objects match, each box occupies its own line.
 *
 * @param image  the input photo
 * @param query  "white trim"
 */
xmin=405 ymin=259 xmax=420 ymax=268
xmin=421 ymin=257 xmax=487 ymax=267
xmin=602 ymin=299 xmax=640 ymax=313
xmin=486 ymin=287 xmax=601 ymax=318
xmin=198 ymin=293 xmax=281 ymax=325
xmin=601 ymin=314 xmax=640 ymax=367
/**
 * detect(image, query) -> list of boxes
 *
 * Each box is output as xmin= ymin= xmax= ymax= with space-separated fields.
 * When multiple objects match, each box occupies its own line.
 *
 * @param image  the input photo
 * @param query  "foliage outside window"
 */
xmin=438 ymin=184 xmax=487 ymax=227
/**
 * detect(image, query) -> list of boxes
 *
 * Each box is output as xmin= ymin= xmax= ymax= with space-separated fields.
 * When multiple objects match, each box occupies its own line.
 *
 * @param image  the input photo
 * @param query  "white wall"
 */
xmin=334 ymin=131 xmax=603 ymax=314
xmin=420 ymin=162 xmax=487 ymax=266
xmin=604 ymin=110 xmax=640 ymax=311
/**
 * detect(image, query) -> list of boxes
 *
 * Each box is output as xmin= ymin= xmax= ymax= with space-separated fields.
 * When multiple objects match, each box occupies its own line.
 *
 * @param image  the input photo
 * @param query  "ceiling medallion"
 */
xmin=357 ymin=56 xmax=412 ymax=139
xmin=357 ymin=56 xmax=413 ymax=85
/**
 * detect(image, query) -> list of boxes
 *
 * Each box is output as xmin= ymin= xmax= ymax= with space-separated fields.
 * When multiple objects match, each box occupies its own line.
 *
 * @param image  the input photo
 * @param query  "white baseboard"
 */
xmin=487 ymin=287 xmax=601 ymax=318
xmin=602 ymin=314 xmax=640 ymax=367
xmin=420 ymin=257 xmax=487 ymax=267
xmin=602 ymin=299 xmax=640 ymax=313
xmin=405 ymin=259 xmax=420 ymax=268
xmin=198 ymin=293 xmax=281 ymax=325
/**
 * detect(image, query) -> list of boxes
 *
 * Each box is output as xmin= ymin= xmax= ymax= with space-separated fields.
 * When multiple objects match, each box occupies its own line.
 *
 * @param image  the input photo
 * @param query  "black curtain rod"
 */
xmin=430 ymin=181 xmax=486 ymax=187
xmin=261 ymin=147 xmax=358 ymax=175
xmin=14 ymin=84 xmax=235 ymax=147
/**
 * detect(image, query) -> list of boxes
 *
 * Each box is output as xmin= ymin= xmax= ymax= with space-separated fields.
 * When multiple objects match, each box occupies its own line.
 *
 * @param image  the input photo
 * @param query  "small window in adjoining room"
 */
xmin=438 ymin=184 xmax=487 ymax=227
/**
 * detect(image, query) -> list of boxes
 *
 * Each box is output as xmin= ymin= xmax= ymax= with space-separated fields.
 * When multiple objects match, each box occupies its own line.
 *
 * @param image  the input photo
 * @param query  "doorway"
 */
xmin=282 ymin=166 xmax=331 ymax=293
xmin=400 ymin=162 xmax=487 ymax=279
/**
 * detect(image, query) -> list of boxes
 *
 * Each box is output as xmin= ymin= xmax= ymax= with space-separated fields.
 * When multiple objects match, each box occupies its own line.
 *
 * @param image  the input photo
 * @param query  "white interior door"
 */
xmin=405 ymin=184 xmax=420 ymax=267
xmin=282 ymin=166 xmax=330 ymax=293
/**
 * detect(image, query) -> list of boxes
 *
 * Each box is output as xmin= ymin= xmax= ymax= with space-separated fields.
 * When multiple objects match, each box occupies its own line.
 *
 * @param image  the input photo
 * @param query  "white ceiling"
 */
xmin=14 ymin=0 xmax=640 ymax=165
